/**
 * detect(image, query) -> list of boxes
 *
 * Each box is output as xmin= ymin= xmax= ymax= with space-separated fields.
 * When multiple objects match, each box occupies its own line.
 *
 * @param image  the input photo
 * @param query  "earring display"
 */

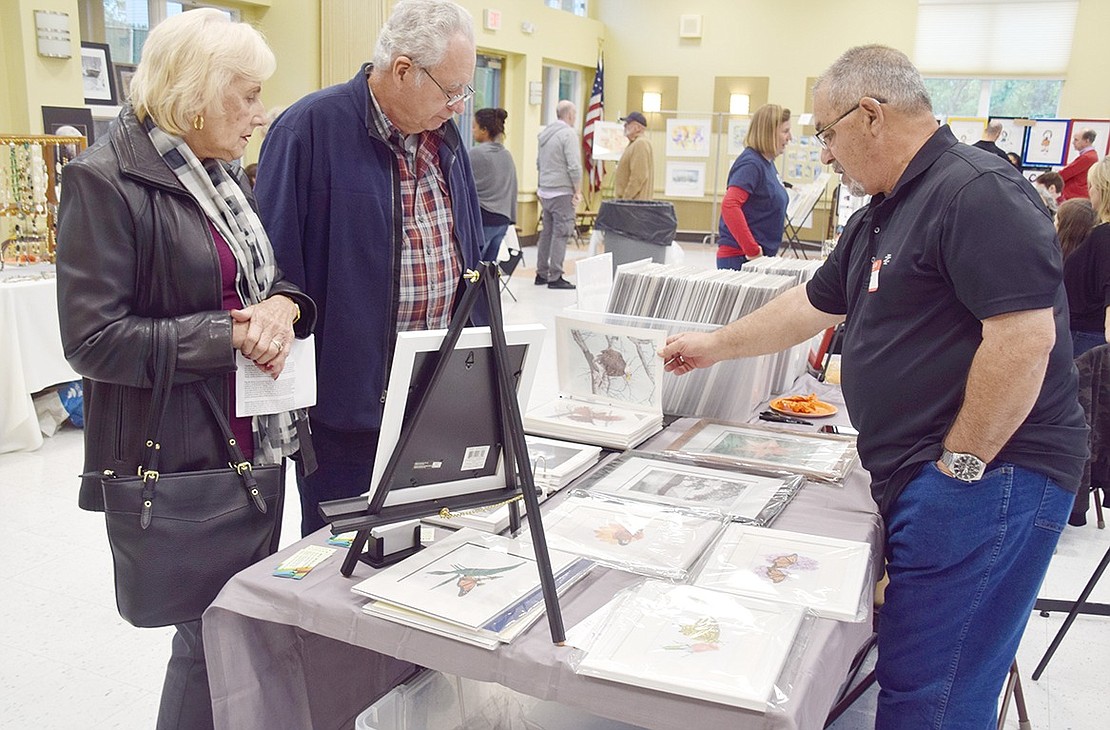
xmin=0 ymin=134 xmax=86 ymax=272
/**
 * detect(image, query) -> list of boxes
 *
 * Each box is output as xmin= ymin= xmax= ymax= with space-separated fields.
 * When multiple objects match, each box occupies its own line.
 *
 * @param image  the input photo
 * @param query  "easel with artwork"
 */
xmin=318 ymin=262 xmax=568 ymax=643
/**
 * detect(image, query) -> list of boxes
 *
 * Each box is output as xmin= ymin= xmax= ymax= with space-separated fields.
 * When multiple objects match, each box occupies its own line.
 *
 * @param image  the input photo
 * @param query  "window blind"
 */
xmin=915 ymin=0 xmax=1079 ymax=74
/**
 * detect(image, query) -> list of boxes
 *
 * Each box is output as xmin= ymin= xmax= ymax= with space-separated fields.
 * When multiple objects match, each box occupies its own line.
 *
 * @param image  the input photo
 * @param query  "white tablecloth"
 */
xmin=0 ymin=277 xmax=79 ymax=452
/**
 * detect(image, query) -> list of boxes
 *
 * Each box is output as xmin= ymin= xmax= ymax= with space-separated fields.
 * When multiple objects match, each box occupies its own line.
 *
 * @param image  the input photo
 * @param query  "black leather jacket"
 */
xmin=56 ymin=110 xmax=315 ymax=511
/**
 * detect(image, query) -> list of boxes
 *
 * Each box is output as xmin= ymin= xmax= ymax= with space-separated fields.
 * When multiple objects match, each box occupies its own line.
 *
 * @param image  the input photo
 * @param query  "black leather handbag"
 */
xmin=101 ymin=320 xmax=284 ymax=628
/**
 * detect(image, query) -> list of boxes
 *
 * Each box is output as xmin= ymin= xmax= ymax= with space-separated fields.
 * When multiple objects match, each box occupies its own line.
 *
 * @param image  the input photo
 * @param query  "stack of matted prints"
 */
xmin=572 ymin=581 xmax=808 ymax=712
xmin=421 ymin=436 xmax=602 ymax=534
xmin=604 ymin=260 xmax=819 ymax=394
xmin=661 ymin=420 xmax=859 ymax=484
xmin=352 ymin=528 xmax=591 ymax=649
xmin=524 ymin=316 xmax=665 ymax=450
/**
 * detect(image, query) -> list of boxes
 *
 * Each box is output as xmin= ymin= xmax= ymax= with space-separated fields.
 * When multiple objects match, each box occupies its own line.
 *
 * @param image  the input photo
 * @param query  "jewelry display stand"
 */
xmin=318 ymin=262 xmax=567 ymax=644
xmin=1 ymin=134 xmax=86 ymax=269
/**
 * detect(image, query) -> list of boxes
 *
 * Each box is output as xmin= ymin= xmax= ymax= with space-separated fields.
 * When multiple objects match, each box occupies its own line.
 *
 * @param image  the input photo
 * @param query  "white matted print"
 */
xmin=693 ymin=524 xmax=872 ymax=622
xmin=580 ymin=452 xmax=803 ymax=524
xmin=664 ymin=161 xmax=706 ymax=198
xmin=665 ymin=421 xmax=858 ymax=483
xmin=1022 ymin=119 xmax=1070 ymax=167
xmin=727 ymin=117 xmax=751 ymax=157
xmin=352 ymin=528 xmax=580 ymax=630
xmin=532 ymin=493 xmax=725 ymax=580
xmin=665 ymin=118 xmax=711 ymax=157
xmin=575 ymin=581 xmax=805 ymax=710
xmin=554 ymin=315 xmax=665 ymax=409
xmin=1065 ymin=119 xmax=1110 ymax=163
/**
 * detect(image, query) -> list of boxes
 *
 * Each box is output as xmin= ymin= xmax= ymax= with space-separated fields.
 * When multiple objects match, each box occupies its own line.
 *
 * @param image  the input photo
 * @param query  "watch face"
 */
xmin=952 ymin=454 xmax=984 ymax=481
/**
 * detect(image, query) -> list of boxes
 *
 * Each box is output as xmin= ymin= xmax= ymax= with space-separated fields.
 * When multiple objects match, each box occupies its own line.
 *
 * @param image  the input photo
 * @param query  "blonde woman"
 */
xmin=716 ymin=104 xmax=792 ymax=269
xmin=1063 ymin=156 xmax=1110 ymax=356
xmin=56 ymin=10 xmax=314 ymax=728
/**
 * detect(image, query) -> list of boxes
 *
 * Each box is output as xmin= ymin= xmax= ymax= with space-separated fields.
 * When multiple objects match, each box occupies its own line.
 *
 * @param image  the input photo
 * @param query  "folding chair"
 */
xmin=492 ymin=225 xmax=524 ymax=301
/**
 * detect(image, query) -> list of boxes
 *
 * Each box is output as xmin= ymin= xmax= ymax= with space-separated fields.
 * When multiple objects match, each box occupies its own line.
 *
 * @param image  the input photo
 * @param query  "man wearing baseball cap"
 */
xmin=615 ymin=111 xmax=654 ymax=200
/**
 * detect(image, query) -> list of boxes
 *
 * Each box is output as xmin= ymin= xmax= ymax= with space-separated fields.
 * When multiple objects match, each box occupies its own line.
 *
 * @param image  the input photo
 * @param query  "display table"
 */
xmin=204 ymin=413 xmax=882 ymax=730
xmin=0 ymin=274 xmax=79 ymax=453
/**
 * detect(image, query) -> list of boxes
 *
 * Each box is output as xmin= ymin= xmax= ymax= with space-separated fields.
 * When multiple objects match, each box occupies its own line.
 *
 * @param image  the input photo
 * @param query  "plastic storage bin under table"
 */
xmin=357 ymin=669 xmax=645 ymax=730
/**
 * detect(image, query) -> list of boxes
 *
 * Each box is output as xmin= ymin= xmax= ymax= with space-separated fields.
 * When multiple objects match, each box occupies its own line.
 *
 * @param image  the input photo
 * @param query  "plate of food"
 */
xmin=769 ymin=393 xmax=838 ymax=418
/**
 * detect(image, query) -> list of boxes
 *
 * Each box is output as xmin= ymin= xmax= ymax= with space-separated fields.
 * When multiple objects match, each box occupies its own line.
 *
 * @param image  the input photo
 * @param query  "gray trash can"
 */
xmin=595 ymin=200 xmax=677 ymax=270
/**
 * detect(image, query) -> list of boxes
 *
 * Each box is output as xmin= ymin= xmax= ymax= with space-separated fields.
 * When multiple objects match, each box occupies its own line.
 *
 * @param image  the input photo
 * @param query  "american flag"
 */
xmin=583 ymin=54 xmax=604 ymax=192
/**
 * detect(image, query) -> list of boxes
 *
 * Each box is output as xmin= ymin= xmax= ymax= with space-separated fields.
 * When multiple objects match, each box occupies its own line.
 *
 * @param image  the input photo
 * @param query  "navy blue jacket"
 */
xmin=256 ymin=65 xmax=486 ymax=431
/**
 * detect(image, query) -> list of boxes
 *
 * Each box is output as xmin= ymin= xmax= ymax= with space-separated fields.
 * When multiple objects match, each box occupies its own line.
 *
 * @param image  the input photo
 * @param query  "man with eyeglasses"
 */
xmin=661 ymin=45 xmax=1086 ymax=729
xmin=255 ymin=0 xmax=487 ymax=535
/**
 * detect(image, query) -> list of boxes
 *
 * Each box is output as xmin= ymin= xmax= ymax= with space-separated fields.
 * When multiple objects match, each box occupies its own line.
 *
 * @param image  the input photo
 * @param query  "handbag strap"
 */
xmin=136 ymin=320 xmax=268 ymax=529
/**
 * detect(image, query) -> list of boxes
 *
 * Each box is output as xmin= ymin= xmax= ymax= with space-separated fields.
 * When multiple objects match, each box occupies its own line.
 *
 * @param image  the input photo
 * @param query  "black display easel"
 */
xmin=1031 ymin=542 xmax=1110 ymax=680
xmin=318 ymin=262 xmax=566 ymax=645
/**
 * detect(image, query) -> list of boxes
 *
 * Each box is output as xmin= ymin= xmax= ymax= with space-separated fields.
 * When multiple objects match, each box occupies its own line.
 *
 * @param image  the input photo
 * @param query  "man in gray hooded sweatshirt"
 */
xmin=535 ymin=100 xmax=582 ymax=289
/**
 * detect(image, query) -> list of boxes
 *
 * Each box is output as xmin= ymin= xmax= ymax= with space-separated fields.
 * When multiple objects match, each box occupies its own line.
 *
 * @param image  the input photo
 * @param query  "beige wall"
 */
xmin=1 ymin=0 xmax=84 ymax=134
xmin=1058 ymin=0 xmax=1110 ymax=118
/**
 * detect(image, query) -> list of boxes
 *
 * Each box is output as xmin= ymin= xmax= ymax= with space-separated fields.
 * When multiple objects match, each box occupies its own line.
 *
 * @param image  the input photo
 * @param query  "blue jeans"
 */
xmin=481 ymin=223 xmax=509 ymax=263
xmin=877 ymin=462 xmax=1072 ymax=729
xmin=1071 ymin=329 xmax=1105 ymax=359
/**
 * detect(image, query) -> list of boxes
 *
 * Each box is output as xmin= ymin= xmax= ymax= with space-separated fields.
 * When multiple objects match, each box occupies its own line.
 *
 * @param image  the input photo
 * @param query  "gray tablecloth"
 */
xmin=204 ymin=414 xmax=882 ymax=730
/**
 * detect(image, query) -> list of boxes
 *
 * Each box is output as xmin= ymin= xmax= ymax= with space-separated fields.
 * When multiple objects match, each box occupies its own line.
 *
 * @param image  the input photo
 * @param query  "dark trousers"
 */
xmin=156 ymin=620 xmax=213 ymax=730
xmin=296 ymin=420 xmax=380 ymax=535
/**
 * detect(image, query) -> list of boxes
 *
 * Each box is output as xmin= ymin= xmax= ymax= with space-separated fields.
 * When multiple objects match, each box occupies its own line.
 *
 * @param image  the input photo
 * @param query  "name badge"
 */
xmin=868 ymin=259 xmax=881 ymax=292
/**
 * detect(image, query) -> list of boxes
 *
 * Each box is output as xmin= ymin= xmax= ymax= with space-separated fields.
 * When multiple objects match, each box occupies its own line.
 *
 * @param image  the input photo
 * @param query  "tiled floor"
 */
xmin=2 ymin=242 xmax=1107 ymax=728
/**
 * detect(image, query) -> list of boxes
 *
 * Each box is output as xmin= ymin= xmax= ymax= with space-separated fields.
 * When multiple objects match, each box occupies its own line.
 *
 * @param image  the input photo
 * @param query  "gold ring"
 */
xmin=273 ymin=340 xmax=284 ymax=353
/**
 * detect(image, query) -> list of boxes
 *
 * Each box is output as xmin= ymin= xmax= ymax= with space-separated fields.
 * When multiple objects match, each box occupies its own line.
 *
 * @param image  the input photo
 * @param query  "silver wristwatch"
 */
xmin=940 ymin=449 xmax=986 ymax=483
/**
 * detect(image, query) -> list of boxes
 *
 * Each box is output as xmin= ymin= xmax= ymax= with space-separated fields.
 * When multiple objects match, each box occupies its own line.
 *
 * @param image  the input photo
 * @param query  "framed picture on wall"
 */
xmin=1022 ymin=119 xmax=1070 ymax=167
xmin=664 ymin=161 xmax=706 ymax=197
xmin=80 ymin=42 xmax=118 ymax=105
xmin=41 ymin=106 xmax=96 ymax=146
xmin=1065 ymin=119 xmax=1110 ymax=163
xmin=665 ymin=118 xmax=711 ymax=157
xmin=114 ymin=63 xmax=137 ymax=105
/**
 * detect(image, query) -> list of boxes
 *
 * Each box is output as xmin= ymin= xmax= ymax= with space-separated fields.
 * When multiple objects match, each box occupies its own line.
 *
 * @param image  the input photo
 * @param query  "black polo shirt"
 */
xmin=807 ymin=125 xmax=1088 ymax=513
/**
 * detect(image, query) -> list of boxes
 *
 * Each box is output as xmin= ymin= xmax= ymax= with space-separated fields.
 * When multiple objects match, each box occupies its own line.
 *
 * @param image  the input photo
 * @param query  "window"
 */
xmin=540 ymin=65 xmax=582 ymax=127
xmin=545 ymin=0 xmax=587 ymax=16
xmin=463 ymin=55 xmax=504 ymax=147
xmin=83 ymin=1 xmax=237 ymax=64
xmin=924 ymin=78 xmax=1063 ymax=119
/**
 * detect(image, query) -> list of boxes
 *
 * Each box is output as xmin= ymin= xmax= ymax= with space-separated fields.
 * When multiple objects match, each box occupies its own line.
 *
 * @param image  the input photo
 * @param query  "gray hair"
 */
xmin=985 ymin=120 xmax=1003 ymax=137
xmin=556 ymin=100 xmax=576 ymax=122
xmin=1081 ymin=128 xmax=1098 ymax=144
xmin=372 ymin=0 xmax=474 ymax=71
xmin=813 ymin=45 xmax=932 ymax=116
xmin=130 ymin=8 xmax=275 ymax=136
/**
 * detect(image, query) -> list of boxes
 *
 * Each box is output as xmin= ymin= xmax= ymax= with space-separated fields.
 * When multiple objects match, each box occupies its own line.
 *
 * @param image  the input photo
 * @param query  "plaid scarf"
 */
xmin=146 ymin=120 xmax=302 ymax=464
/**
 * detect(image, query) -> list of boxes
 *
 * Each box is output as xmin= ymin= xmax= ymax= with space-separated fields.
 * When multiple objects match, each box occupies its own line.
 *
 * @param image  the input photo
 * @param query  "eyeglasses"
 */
xmin=814 ymin=104 xmax=862 ymax=148
xmin=422 ymin=67 xmax=475 ymax=108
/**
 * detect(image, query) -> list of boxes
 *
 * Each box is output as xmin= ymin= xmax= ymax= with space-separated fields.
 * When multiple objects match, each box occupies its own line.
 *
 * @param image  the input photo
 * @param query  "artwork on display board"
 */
xmin=592 ymin=121 xmax=628 ymax=161
xmin=664 ymin=161 xmax=706 ymax=198
xmin=946 ymin=117 xmax=987 ymax=145
xmin=1022 ymin=119 xmax=1070 ymax=167
xmin=988 ymin=117 xmax=1026 ymax=156
xmin=367 ymin=324 xmax=545 ymax=509
xmin=555 ymin=315 xmax=664 ymax=409
xmin=726 ymin=117 xmax=751 ymax=157
xmin=1065 ymin=119 xmax=1110 ymax=163
xmin=41 ymin=106 xmax=96 ymax=146
xmin=665 ymin=118 xmax=711 ymax=157
xmin=780 ymin=138 xmax=825 ymax=186
xmin=114 ymin=63 xmax=138 ymax=105
xmin=80 ymin=42 xmax=118 ymax=105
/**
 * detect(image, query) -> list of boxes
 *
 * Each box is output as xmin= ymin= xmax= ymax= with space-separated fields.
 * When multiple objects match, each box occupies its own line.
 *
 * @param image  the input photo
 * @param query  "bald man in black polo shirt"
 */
xmin=660 ymin=45 xmax=1087 ymax=729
